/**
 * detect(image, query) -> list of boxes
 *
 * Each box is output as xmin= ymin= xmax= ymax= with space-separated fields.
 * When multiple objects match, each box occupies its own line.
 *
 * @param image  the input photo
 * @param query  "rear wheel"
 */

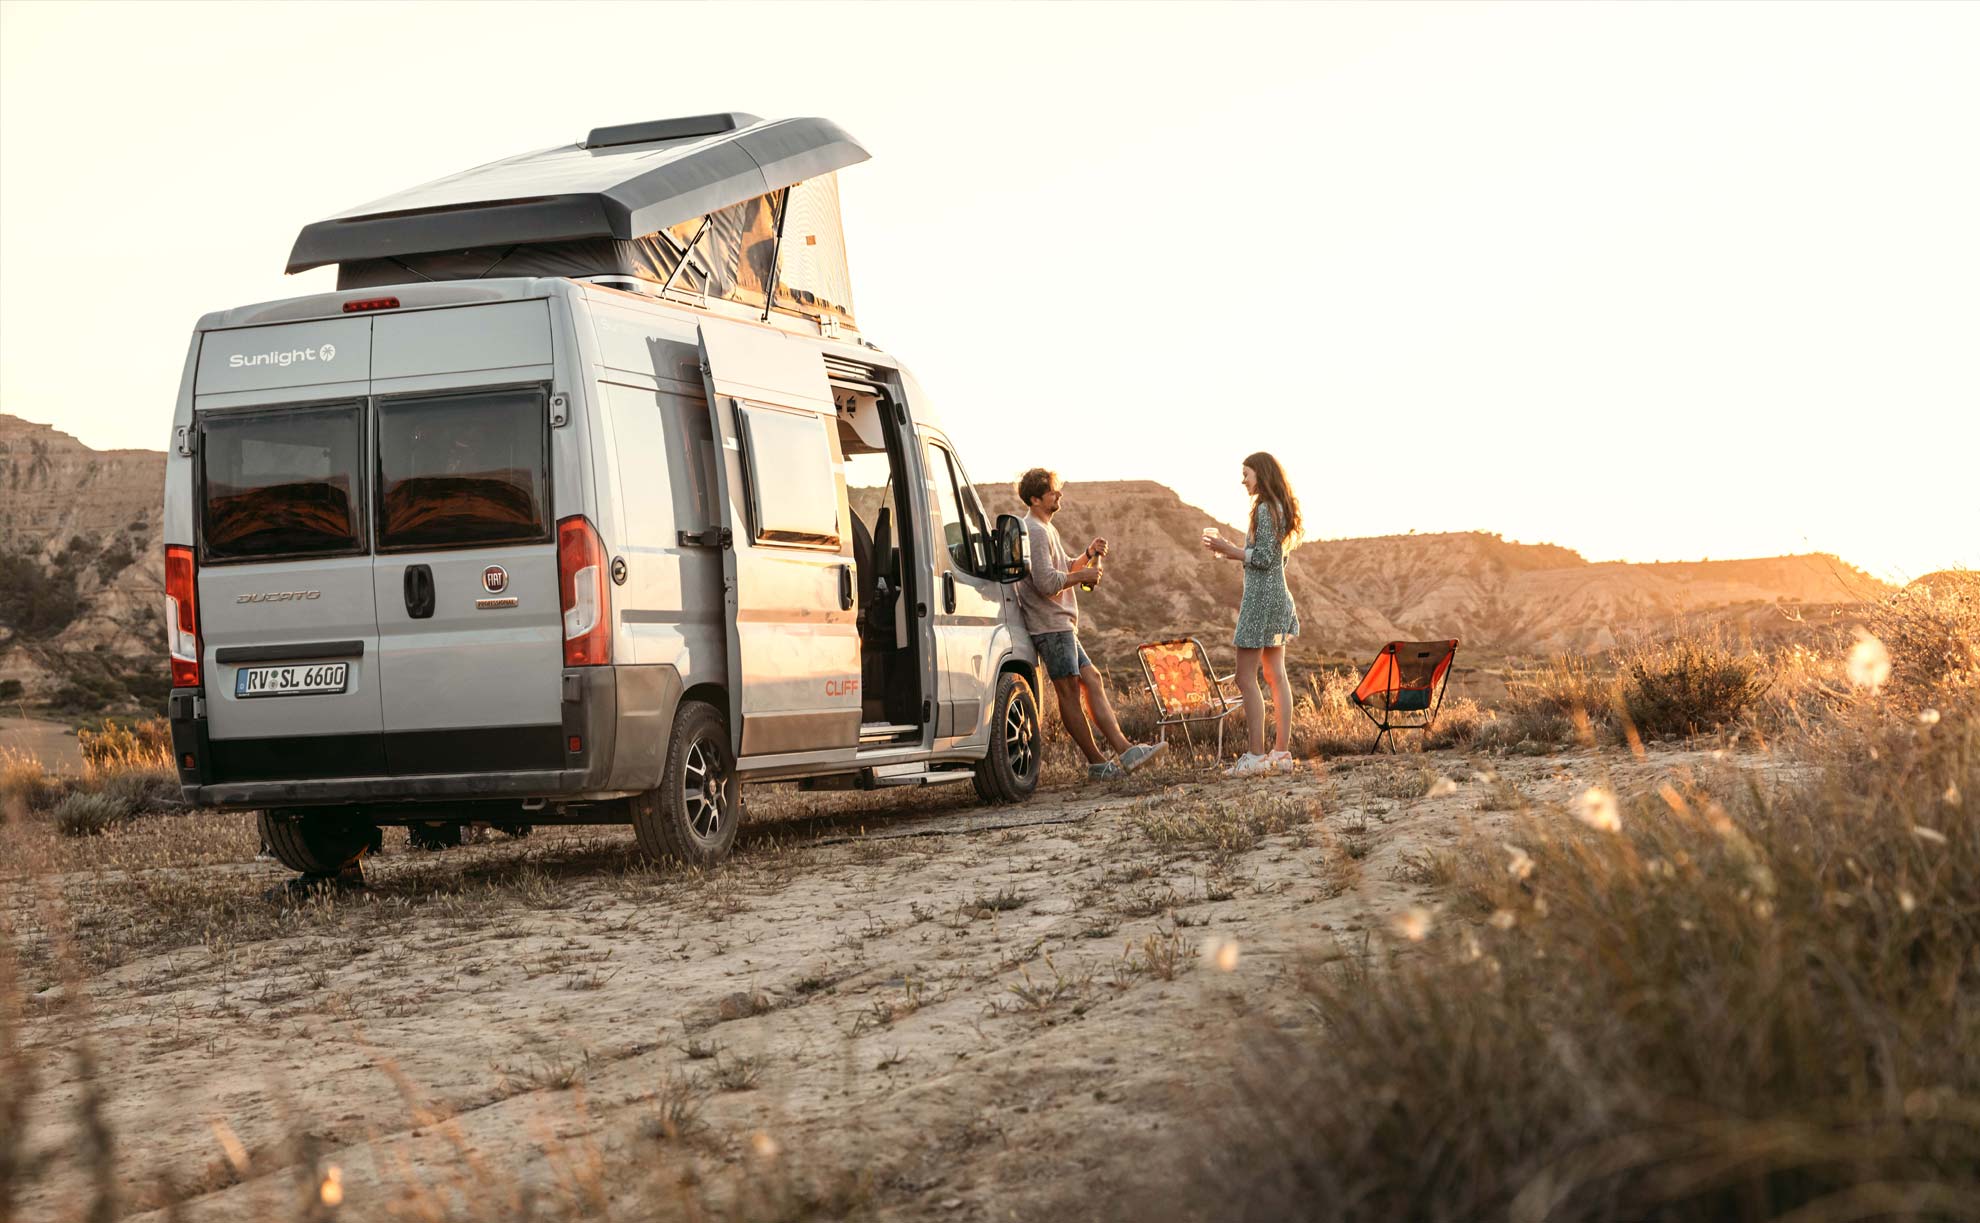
xmin=259 ymin=808 xmax=372 ymax=876
xmin=632 ymin=700 xmax=742 ymax=864
xmin=973 ymin=672 xmax=1042 ymax=804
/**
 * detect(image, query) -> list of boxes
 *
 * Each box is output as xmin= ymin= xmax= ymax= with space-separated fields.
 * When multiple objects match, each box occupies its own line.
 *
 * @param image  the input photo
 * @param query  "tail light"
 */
xmin=557 ymin=515 xmax=611 ymax=666
xmin=165 ymin=545 xmax=200 ymax=687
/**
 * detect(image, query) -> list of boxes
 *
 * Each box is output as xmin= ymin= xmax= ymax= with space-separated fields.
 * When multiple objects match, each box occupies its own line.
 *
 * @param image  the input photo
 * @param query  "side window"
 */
xmin=738 ymin=404 xmax=841 ymax=548
xmin=925 ymin=441 xmax=985 ymax=575
xmin=946 ymin=449 xmax=992 ymax=572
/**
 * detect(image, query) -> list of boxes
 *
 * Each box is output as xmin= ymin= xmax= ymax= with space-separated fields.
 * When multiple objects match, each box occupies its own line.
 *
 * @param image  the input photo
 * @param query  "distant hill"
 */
xmin=0 ymin=415 xmax=165 ymax=709
xmin=1027 ymin=480 xmax=1888 ymax=666
xmin=0 ymin=415 xmax=1891 ymax=711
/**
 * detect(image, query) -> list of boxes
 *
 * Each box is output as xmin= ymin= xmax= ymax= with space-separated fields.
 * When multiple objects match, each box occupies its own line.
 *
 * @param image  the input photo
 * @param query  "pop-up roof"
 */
xmin=286 ymin=114 xmax=870 ymax=325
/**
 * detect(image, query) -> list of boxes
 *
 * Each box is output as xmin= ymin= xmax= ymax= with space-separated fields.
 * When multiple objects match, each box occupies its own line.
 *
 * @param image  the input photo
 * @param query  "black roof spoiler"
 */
xmin=286 ymin=114 xmax=869 ymax=275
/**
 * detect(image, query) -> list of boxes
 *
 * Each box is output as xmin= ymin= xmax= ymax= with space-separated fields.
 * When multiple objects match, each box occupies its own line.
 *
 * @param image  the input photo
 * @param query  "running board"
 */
xmin=869 ymin=767 xmax=976 ymax=789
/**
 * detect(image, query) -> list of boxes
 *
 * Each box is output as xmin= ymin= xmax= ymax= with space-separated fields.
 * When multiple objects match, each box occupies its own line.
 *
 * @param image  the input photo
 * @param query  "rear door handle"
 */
xmin=942 ymin=571 xmax=957 ymax=615
xmin=403 ymin=564 xmax=435 ymax=619
xmin=838 ymin=563 xmax=855 ymax=611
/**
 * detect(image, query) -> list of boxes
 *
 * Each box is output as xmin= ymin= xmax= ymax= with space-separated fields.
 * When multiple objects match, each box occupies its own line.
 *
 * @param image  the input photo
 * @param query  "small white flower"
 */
xmin=1488 ymin=909 xmax=1517 ymax=930
xmin=1918 ymin=708 xmax=1942 ymax=726
xmin=1392 ymin=907 xmax=1433 ymax=942
xmin=1574 ymin=786 xmax=1622 ymax=833
xmin=1898 ymin=889 xmax=1917 ymax=913
xmin=1847 ymin=630 xmax=1891 ymax=690
xmin=1503 ymin=843 xmax=1535 ymax=882
xmin=1427 ymin=777 xmax=1459 ymax=798
xmin=1199 ymin=936 xmax=1241 ymax=972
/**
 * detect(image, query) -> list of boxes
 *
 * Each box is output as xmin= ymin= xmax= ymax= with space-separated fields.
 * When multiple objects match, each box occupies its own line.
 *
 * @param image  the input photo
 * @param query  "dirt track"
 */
xmin=7 ymin=745 xmax=1789 ymax=1221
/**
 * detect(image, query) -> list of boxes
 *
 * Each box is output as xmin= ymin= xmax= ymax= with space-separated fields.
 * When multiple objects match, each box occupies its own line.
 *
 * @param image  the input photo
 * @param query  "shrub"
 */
xmin=1618 ymin=635 xmax=1770 ymax=737
xmin=1161 ymin=684 xmax=1980 ymax=1222
xmin=1867 ymin=573 xmax=1980 ymax=702
xmin=51 ymin=791 xmax=135 ymax=837
xmin=78 ymin=718 xmax=172 ymax=772
xmin=1485 ymin=654 xmax=1620 ymax=745
xmin=0 ymin=679 xmax=22 ymax=702
xmin=0 ymin=749 xmax=62 ymax=816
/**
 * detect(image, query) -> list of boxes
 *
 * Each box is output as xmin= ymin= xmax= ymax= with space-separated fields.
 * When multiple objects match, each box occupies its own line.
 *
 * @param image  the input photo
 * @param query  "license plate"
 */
xmin=235 ymin=662 xmax=349 ymax=698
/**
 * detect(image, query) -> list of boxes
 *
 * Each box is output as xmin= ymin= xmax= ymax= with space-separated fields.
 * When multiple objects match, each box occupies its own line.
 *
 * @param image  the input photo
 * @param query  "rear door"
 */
xmin=368 ymin=303 xmax=566 ymax=774
xmin=193 ymin=318 xmax=385 ymax=777
xmin=696 ymin=318 xmax=860 ymax=761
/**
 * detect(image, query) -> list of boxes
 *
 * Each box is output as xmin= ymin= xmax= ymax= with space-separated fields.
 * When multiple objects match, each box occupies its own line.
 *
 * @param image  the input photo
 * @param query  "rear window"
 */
xmin=200 ymin=404 xmax=364 ymax=562
xmin=376 ymin=388 xmax=550 ymax=551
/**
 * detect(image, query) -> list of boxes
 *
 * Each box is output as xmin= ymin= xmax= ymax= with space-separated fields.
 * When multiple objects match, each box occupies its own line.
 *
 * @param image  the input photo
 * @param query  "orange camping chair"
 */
xmin=1349 ymin=640 xmax=1460 ymax=753
xmin=1136 ymin=638 xmax=1246 ymax=757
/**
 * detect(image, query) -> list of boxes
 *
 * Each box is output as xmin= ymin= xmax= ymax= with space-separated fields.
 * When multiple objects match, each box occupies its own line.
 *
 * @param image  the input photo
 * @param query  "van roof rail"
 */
xmin=285 ymin=114 xmax=869 ymax=275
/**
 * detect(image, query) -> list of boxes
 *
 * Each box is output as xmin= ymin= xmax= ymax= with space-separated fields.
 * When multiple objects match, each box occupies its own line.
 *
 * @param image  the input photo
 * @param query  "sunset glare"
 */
xmin=2 ymin=1 xmax=1975 ymax=581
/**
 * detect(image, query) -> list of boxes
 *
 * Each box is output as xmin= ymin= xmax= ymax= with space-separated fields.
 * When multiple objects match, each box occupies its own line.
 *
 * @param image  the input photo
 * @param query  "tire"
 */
xmin=259 ymin=808 xmax=372 ymax=876
xmin=973 ymin=671 xmax=1042 ymax=804
xmin=408 ymin=821 xmax=464 ymax=851
xmin=631 ymin=700 xmax=742 ymax=864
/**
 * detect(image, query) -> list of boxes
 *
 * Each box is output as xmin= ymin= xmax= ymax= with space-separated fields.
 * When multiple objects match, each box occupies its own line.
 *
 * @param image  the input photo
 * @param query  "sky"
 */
xmin=2 ymin=0 xmax=1975 ymax=582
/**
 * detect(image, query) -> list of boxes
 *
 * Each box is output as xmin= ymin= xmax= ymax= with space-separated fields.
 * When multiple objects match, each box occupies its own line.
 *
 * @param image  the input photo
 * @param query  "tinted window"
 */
xmin=927 ymin=443 xmax=986 ymax=574
xmin=200 ymin=404 xmax=364 ymax=562
xmin=377 ymin=388 xmax=549 ymax=551
xmin=739 ymin=405 xmax=841 ymax=548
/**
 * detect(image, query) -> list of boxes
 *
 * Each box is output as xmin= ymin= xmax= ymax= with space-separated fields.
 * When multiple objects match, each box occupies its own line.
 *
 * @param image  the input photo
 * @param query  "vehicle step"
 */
xmin=859 ymin=722 xmax=921 ymax=742
xmin=869 ymin=768 xmax=975 ymax=788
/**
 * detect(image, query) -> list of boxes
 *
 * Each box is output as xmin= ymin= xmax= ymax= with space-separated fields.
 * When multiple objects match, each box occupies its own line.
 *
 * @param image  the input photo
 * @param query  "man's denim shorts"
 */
xmin=1032 ymin=630 xmax=1092 ymax=680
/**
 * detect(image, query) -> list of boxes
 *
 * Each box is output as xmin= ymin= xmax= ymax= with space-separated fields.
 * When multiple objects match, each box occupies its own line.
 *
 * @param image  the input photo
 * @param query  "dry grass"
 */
xmin=1162 ymin=598 xmax=1980 ymax=1222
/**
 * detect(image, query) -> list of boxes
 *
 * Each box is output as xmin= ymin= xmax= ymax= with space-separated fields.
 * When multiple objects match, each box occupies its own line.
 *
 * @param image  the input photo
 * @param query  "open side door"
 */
xmin=696 ymin=318 xmax=861 ymax=763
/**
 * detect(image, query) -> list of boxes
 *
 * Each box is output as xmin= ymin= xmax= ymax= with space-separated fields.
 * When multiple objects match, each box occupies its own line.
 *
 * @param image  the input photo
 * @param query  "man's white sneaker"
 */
xmin=1223 ymin=752 xmax=1270 ymax=778
xmin=1266 ymin=750 xmax=1297 ymax=774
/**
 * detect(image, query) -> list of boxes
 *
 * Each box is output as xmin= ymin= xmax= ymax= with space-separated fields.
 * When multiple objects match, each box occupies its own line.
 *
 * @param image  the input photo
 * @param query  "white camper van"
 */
xmin=164 ymin=114 xmax=1043 ymax=876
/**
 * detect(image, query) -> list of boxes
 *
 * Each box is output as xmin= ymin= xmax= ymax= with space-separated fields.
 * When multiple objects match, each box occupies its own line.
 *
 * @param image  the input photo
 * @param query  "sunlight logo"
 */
xmin=228 ymin=343 xmax=340 ymax=369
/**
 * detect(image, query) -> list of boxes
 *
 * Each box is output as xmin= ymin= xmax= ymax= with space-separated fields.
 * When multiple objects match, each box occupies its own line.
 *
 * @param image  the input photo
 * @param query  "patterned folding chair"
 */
xmin=1136 ymin=638 xmax=1247 ymax=758
xmin=1349 ymin=639 xmax=1460 ymax=753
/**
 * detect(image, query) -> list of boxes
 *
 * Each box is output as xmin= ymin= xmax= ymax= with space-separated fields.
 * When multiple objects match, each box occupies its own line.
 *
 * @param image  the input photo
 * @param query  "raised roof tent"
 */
xmin=286 ymin=113 xmax=870 ymax=325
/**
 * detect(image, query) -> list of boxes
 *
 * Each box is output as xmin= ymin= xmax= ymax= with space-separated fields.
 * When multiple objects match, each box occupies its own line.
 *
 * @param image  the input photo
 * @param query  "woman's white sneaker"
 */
xmin=1266 ymin=750 xmax=1297 ymax=774
xmin=1223 ymin=752 xmax=1271 ymax=778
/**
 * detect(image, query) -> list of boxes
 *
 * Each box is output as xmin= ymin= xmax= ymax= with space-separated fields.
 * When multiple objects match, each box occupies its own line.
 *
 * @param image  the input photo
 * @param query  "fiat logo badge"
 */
xmin=481 ymin=566 xmax=509 ymax=594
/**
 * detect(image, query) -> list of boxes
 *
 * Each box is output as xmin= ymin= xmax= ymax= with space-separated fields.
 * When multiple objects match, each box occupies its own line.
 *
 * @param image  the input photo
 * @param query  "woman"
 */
xmin=1202 ymin=452 xmax=1302 ymax=777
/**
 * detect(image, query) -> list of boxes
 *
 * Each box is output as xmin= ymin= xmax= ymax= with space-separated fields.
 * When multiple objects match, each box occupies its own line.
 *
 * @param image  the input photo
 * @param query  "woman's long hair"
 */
xmin=1244 ymin=451 xmax=1302 ymax=553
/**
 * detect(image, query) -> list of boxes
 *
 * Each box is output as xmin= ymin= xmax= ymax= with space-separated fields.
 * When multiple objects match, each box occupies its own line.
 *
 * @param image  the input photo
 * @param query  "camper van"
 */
xmin=163 ymin=113 xmax=1044 ymax=876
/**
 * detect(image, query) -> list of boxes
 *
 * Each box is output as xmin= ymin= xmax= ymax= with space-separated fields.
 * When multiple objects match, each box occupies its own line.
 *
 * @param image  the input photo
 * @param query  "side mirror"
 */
xmin=988 ymin=514 xmax=1030 ymax=583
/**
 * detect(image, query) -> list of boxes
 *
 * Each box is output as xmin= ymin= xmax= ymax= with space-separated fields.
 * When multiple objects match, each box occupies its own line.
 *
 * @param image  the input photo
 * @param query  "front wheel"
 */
xmin=632 ymin=700 xmax=742 ymax=864
xmin=973 ymin=672 xmax=1042 ymax=804
xmin=259 ymin=808 xmax=372 ymax=876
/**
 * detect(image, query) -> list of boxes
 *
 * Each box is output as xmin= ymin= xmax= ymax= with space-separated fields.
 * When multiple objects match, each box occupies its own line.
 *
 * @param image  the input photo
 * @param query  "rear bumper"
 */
xmin=172 ymin=666 xmax=624 ymax=810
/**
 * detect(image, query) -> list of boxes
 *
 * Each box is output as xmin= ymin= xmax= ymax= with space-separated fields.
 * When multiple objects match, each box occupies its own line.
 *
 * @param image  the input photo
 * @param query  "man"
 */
xmin=1014 ymin=468 xmax=1166 ymax=780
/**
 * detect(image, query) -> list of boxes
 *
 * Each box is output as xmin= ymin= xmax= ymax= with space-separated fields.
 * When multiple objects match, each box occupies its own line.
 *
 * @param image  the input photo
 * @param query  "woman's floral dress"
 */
xmin=1233 ymin=501 xmax=1300 ymax=648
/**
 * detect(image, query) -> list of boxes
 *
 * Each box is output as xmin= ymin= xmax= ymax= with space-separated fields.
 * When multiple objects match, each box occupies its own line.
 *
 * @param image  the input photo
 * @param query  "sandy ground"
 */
xmin=6 ymin=743 xmax=1803 ymax=1222
xmin=0 ymin=716 xmax=83 ymax=773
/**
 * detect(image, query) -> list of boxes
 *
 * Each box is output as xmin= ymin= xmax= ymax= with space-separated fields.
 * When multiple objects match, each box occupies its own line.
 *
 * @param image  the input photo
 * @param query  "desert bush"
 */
xmin=1618 ymin=635 xmax=1770 ymax=737
xmin=50 ymin=791 xmax=135 ymax=837
xmin=77 ymin=718 xmax=172 ymax=772
xmin=1472 ymin=654 xmax=1621 ymax=748
xmin=1163 ymin=683 xmax=1980 ymax=1221
xmin=0 ymin=749 xmax=62 ymax=816
xmin=1867 ymin=573 xmax=1980 ymax=702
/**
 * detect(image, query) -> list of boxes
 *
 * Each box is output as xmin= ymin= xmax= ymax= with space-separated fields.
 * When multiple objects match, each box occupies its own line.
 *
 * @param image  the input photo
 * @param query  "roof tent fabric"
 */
xmin=286 ymin=115 xmax=869 ymax=275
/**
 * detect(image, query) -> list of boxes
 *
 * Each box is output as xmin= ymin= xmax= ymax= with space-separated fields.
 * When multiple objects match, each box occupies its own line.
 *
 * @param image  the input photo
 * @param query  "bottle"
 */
xmin=1079 ymin=549 xmax=1103 ymax=593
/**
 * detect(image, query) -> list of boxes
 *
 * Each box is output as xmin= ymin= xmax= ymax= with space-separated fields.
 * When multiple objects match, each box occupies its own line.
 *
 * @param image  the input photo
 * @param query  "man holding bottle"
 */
xmin=1013 ymin=467 xmax=1166 ymax=781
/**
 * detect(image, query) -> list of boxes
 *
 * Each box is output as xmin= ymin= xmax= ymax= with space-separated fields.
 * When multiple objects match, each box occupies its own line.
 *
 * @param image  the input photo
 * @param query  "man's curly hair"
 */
xmin=1015 ymin=467 xmax=1059 ymax=507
